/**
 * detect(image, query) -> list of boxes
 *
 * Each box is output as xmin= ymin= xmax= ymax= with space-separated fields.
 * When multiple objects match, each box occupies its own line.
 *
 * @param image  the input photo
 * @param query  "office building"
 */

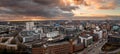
xmin=79 ymin=35 xmax=93 ymax=47
xmin=26 ymin=22 xmax=34 ymax=30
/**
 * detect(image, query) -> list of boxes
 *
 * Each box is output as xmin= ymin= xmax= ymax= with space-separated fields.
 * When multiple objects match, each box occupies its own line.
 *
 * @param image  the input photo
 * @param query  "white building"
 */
xmin=79 ymin=35 xmax=93 ymax=47
xmin=46 ymin=31 xmax=59 ymax=38
xmin=79 ymin=25 xmax=84 ymax=30
xmin=46 ymin=31 xmax=60 ymax=41
xmin=34 ymin=27 xmax=43 ymax=33
xmin=86 ymin=22 xmax=91 ymax=28
xmin=93 ymin=26 xmax=103 ymax=39
xmin=65 ymin=25 xmax=76 ymax=31
xmin=91 ymin=24 xmax=96 ymax=29
xmin=26 ymin=22 xmax=34 ymax=30
xmin=94 ymin=30 xmax=103 ymax=39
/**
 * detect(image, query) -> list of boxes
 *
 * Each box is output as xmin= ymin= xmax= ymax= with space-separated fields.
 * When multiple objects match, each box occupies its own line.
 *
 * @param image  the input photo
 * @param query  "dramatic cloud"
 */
xmin=0 ymin=0 xmax=119 ymax=20
xmin=84 ymin=0 xmax=117 ymax=9
xmin=0 ymin=0 xmax=75 ymax=18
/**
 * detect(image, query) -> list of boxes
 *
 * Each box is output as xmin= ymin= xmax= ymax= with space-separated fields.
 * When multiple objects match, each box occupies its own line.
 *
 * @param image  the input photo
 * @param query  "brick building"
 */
xmin=32 ymin=41 xmax=73 ymax=54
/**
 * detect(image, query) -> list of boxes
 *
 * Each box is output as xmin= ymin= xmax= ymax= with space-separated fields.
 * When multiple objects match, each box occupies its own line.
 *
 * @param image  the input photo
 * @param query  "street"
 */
xmin=77 ymin=39 xmax=107 ymax=54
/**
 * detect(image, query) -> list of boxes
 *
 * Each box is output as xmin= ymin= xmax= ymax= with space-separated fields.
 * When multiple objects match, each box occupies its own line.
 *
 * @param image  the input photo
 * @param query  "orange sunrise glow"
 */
xmin=0 ymin=0 xmax=119 ymax=21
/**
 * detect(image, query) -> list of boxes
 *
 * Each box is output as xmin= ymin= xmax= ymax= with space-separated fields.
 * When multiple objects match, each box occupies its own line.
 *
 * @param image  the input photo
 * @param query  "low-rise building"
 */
xmin=0 ymin=37 xmax=18 ymax=50
xmin=32 ymin=46 xmax=46 ymax=54
xmin=32 ymin=40 xmax=73 ymax=54
xmin=46 ymin=31 xmax=59 ymax=38
xmin=46 ymin=31 xmax=64 ymax=41
xmin=79 ymin=35 xmax=93 ymax=47
xmin=19 ymin=30 xmax=40 ymax=43
xmin=108 ymin=33 xmax=120 ymax=45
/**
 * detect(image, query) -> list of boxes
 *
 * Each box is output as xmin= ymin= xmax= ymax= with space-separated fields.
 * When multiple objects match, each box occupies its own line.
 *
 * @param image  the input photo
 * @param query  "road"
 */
xmin=77 ymin=39 xmax=107 ymax=54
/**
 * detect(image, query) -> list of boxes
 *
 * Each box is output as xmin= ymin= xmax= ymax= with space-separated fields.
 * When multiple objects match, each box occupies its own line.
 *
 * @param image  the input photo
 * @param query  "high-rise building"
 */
xmin=26 ymin=22 xmax=34 ymax=30
xmin=79 ymin=25 xmax=84 ymax=30
xmin=94 ymin=30 xmax=103 ymax=39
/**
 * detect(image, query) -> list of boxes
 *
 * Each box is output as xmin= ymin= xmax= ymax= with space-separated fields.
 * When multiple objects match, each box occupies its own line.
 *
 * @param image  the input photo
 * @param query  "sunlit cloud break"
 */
xmin=69 ymin=0 xmax=120 ymax=16
xmin=0 ymin=0 xmax=120 ymax=21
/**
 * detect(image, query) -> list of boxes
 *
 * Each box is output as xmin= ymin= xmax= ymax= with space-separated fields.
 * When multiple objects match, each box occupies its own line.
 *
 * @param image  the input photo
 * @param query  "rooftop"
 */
xmin=108 ymin=33 xmax=120 ymax=38
xmin=47 ymin=41 xmax=69 ymax=46
xmin=20 ymin=30 xmax=39 ymax=37
xmin=80 ymin=35 xmax=92 ymax=38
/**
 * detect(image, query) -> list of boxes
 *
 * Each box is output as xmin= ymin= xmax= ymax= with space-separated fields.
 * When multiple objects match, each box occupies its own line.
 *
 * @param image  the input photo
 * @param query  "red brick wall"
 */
xmin=32 ymin=47 xmax=45 ymax=54
xmin=47 ymin=43 xmax=73 ymax=54
xmin=73 ymin=44 xmax=84 ymax=52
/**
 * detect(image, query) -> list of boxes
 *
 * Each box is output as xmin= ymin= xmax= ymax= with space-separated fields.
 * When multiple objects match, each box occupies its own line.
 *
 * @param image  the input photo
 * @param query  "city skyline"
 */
xmin=0 ymin=0 xmax=120 ymax=54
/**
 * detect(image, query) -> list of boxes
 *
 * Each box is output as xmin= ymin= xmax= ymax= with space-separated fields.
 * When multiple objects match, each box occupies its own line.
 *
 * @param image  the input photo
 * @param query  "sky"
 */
xmin=72 ymin=0 xmax=120 ymax=16
xmin=0 ymin=0 xmax=120 ymax=21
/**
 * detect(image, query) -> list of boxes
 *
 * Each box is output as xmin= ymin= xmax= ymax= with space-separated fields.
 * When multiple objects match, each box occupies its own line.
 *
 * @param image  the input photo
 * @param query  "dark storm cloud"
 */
xmin=0 ymin=0 xmax=119 ymax=19
xmin=61 ymin=6 xmax=78 ymax=11
xmin=33 ymin=0 xmax=59 ymax=5
xmin=0 ymin=0 xmax=18 ymax=7
xmin=0 ymin=0 xmax=74 ymax=18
